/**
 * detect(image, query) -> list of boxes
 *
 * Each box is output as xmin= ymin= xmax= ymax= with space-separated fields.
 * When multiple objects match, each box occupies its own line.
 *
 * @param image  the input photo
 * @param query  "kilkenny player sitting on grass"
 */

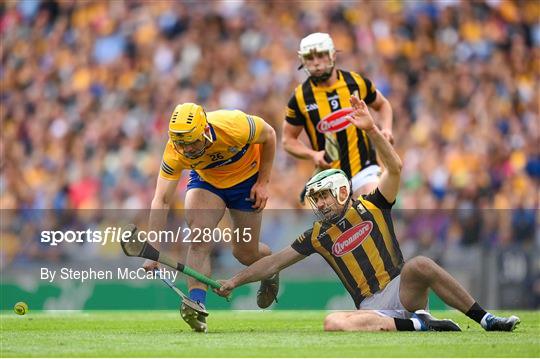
xmin=215 ymin=95 xmax=520 ymax=332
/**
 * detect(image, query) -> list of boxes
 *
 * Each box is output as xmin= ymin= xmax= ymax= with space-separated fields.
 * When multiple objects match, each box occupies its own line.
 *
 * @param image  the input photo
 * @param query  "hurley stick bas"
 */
xmin=154 ymin=270 xmax=209 ymax=316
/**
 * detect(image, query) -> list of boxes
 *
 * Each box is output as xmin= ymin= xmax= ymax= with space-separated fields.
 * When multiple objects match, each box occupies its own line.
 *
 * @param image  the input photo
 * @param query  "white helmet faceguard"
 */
xmin=305 ymin=169 xmax=352 ymax=223
xmin=297 ymin=32 xmax=336 ymax=83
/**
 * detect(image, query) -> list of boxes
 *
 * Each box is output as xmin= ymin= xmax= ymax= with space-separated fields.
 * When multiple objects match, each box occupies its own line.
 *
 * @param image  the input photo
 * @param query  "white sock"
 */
xmin=411 ymin=318 xmax=424 ymax=331
xmin=480 ymin=312 xmax=492 ymax=328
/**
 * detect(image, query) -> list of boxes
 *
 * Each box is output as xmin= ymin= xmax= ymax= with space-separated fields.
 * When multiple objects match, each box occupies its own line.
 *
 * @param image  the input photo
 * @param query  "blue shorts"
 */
xmin=186 ymin=171 xmax=258 ymax=211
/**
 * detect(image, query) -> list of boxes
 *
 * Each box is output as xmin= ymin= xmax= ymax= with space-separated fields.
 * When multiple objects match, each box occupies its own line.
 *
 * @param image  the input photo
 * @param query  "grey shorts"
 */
xmin=351 ymin=165 xmax=381 ymax=192
xmin=358 ymin=275 xmax=429 ymax=319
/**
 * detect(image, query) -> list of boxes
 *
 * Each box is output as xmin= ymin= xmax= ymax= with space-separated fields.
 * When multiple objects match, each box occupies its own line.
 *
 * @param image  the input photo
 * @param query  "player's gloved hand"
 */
xmin=249 ymin=181 xmax=269 ymax=212
xmin=380 ymin=128 xmax=394 ymax=145
xmin=214 ymin=280 xmax=235 ymax=298
xmin=142 ymin=259 xmax=159 ymax=272
xmin=312 ymin=150 xmax=331 ymax=169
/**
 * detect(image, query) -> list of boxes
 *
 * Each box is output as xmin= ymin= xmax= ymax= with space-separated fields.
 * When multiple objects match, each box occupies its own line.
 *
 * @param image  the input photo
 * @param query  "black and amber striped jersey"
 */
xmin=291 ymin=188 xmax=404 ymax=308
xmin=285 ymin=70 xmax=378 ymax=179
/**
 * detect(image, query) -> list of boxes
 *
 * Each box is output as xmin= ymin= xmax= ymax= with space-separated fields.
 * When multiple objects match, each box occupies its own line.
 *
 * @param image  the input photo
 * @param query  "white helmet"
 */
xmin=297 ymin=33 xmax=336 ymax=83
xmin=305 ymin=169 xmax=352 ymax=222
xmin=298 ymin=32 xmax=336 ymax=57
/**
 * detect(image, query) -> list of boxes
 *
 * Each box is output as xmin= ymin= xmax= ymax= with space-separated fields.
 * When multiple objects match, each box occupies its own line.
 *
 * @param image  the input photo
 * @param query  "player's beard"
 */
xmin=309 ymin=65 xmax=334 ymax=84
xmin=312 ymin=194 xmax=351 ymax=224
xmin=326 ymin=196 xmax=351 ymax=224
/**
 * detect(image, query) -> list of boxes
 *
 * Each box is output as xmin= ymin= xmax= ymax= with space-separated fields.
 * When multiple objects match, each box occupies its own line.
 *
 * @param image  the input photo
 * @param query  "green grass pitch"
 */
xmin=1 ymin=310 xmax=538 ymax=357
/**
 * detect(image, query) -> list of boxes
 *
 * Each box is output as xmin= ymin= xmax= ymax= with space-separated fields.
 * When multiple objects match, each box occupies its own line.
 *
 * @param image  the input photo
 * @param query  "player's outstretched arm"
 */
xmin=143 ymin=176 xmax=180 ymax=272
xmin=346 ymin=95 xmax=402 ymax=203
xmin=215 ymin=246 xmax=305 ymax=297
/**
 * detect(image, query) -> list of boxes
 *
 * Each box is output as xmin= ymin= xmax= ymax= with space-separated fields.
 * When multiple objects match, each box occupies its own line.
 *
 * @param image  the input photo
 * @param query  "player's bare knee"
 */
xmin=232 ymin=249 xmax=260 ymax=266
xmin=185 ymin=217 xmax=202 ymax=229
xmin=404 ymin=256 xmax=435 ymax=281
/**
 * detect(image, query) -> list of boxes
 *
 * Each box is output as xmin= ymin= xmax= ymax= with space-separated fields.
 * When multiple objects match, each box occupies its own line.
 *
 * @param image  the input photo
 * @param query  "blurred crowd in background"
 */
xmin=1 ymin=0 xmax=539 ymax=265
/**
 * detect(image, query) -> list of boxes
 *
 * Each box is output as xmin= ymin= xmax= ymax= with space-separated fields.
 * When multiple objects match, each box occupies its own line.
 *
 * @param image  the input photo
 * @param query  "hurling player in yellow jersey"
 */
xmin=216 ymin=95 xmax=520 ymax=333
xmin=283 ymin=32 xmax=394 ymax=198
xmin=143 ymin=103 xmax=279 ymax=332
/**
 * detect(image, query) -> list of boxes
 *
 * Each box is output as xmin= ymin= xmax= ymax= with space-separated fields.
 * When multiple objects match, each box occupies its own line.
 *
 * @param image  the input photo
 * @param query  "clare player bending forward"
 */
xmin=216 ymin=95 xmax=520 ymax=332
xmin=144 ymin=103 xmax=279 ymax=332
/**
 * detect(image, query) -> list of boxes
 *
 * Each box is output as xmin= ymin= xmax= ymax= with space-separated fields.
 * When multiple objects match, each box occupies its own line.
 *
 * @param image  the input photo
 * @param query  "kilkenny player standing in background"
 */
xmin=283 ymin=33 xmax=394 ymax=197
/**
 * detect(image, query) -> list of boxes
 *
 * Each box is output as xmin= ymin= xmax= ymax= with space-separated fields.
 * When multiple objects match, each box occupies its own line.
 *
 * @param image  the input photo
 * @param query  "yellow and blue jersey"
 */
xmin=159 ymin=109 xmax=265 ymax=189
